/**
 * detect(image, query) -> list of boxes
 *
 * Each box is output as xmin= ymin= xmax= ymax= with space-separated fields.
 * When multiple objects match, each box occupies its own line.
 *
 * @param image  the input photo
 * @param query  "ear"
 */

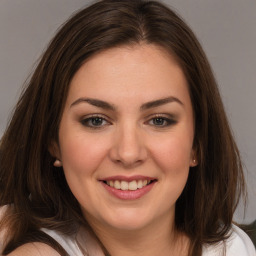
xmin=190 ymin=149 xmax=198 ymax=167
xmin=48 ymin=141 xmax=62 ymax=167
xmin=48 ymin=141 xmax=61 ymax=158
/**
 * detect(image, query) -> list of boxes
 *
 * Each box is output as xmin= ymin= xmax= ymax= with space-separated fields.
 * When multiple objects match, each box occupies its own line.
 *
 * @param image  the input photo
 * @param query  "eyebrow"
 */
xmin=70 ymin=96 xmax=183 ymax=110
xmin=70 ymin=98 xmax=115 ymax=110
xmin=140 ymin=96 xmax=183 ymax=110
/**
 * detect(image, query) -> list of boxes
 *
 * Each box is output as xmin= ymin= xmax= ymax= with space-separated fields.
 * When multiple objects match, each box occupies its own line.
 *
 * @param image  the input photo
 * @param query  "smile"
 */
xmin=104 ymin=179 xmax=154 ymax=191
xmin=100 ymin=176 xmax=157 ymax=200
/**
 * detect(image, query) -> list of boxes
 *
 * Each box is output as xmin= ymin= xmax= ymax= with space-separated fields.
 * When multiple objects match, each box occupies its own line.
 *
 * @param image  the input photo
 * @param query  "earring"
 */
xmin=54 ymin=159 xmax=62 ymax=167
xmin=190 ymin=159 xmax=196 ymax=167
xmin=192 ymin=159 xmax=198 ymax=166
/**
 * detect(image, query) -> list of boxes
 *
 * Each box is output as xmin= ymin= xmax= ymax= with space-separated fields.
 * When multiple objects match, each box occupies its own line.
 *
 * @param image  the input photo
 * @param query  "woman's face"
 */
xmin=56 ymin=44 xmax=196 ymax=232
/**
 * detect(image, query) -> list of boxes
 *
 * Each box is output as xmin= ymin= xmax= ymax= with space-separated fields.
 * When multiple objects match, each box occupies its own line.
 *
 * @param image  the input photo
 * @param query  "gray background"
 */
xmin=0 ymin=0 xmax=255 ymax=223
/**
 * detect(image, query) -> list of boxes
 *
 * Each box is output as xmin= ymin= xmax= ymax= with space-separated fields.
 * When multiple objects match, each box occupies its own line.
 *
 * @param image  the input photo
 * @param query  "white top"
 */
xmin=40 ymin=225 xmax=255 ymax=256
xmin=40 ymin=228 xmax=83 ymax=256
xmin=0 ymin=214 xmax=255 ymax=256
xmin=202 ymin=225 xmax=256 ymax=256
xmin=41 ymin=227 xmax=105 ymax=256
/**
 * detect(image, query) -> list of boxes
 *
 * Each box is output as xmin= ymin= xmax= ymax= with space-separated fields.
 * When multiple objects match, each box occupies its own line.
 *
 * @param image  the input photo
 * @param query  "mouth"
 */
xmin=102 ymin=179 xmax=157 ymax=191
xmin=99 ymin=175 xmax=157 ymax=200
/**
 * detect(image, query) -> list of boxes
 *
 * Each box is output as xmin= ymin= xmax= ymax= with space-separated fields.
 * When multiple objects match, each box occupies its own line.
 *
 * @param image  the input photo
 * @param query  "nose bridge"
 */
xmin=110 ymin=120 xmax=147 ymax=166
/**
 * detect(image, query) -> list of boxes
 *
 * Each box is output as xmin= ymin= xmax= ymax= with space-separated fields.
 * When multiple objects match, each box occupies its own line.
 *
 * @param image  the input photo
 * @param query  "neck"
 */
xmin=86 ymin=212 xmax=189 ymax=256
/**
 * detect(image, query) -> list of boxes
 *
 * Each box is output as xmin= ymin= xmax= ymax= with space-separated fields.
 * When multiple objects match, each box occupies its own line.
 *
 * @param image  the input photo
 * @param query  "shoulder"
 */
xmin=0 ymin=206 xmax=61 ymax=256
xmin=203 ymin=224 xmax=256 ymax=256
xmin=41 ymin=228 xmax=83 ymax=256
xmin=226 ymin=225 xmax=256 ymax=255
xmin=6 ymin=242 xmax=61 ymax=256
xmin=0 ymin=206 xmax=8 ymax=254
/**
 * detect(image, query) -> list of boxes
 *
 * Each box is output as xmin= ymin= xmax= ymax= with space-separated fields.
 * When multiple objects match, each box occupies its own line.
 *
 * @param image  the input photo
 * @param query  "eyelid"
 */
xmin=80 ymin=113 xmax=112 ymax=128
xmin=82 ymin=113 xmax=110 ymax=118
xmin=144 ymin=113 xmax=178 ymax=127
xmin=145 ymin=113 xmax=177 ymax=120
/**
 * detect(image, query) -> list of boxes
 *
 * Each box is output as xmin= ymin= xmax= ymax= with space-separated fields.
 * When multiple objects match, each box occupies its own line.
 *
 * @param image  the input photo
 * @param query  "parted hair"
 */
xmin=0 ymin=0 xmax=245 ymax=255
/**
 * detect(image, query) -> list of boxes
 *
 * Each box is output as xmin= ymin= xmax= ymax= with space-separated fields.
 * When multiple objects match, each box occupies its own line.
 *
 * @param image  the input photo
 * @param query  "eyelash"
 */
xmin=80 ymin=114 xmax=111 ymax=129
xmin=146 ymin=114 xmax=177 ymax=128
xmin=80 ymin=114 xmax=177 ymax=129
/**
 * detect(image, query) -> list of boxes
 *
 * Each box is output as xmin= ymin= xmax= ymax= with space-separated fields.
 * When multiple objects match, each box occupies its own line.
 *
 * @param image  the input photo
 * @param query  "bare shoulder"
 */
xmin=6 ymin=242 xmax=61 ymax=256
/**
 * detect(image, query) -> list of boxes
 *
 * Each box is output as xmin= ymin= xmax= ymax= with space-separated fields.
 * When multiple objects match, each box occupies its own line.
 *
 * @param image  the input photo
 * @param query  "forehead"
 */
xmin=66 ymin=44 xmax=190 ymax=108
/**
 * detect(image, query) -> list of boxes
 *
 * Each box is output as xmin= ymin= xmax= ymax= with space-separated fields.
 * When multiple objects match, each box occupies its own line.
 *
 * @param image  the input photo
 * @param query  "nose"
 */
xmin=109 ymin=123 xmax=147 ymax=168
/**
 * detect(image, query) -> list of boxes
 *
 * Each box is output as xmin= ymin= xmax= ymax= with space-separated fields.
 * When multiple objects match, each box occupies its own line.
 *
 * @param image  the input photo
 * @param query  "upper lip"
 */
xmin=99 ymin=175 xmax=157 ymax=182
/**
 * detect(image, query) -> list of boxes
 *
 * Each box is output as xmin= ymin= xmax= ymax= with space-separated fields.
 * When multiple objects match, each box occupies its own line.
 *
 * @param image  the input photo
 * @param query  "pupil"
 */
xmin=92 ymin=117 xmax=102 ymax=126
xmin=154 ymin=118 xmax=164 ymax=125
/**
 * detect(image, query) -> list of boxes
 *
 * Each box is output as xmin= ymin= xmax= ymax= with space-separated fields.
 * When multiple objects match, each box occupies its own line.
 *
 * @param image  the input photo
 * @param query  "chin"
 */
xmin=100 ymin=207 xmax=157 ymax=232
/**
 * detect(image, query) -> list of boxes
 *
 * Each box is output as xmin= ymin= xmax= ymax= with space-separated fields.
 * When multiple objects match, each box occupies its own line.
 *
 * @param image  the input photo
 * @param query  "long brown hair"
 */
xmin=0 ymin=0 xmax=245 ymax=255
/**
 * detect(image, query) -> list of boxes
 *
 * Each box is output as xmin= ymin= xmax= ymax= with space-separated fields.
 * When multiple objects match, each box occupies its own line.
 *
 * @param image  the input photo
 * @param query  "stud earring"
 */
xmin=192 ymin=159 xmax=198 ymax=166
xmin=53 ymin=159 xmax=62 ymax=167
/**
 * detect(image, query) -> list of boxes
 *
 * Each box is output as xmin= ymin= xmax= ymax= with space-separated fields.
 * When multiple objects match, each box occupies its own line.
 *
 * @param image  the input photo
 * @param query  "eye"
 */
xmin=147 ymin=115 xmax=177 ymax=127
xmin=152 ymin=117 xmax=167 ymax=126
xmin=80 ymin=115 xmax=110 ymax=128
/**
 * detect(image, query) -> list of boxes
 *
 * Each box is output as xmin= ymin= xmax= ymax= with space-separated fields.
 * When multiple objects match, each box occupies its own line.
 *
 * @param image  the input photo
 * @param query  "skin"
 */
xmin=53 ymin=44 xmax=196 ymax=256
xmin=7 ymin=243 xmax=61 ymax=256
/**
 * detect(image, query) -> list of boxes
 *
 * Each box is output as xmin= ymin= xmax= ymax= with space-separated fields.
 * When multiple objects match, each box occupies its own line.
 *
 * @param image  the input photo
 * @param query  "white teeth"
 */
xmin=106 ymin=179 xmax=152 ymax=190
xmin=128 ymin=180 xmax=137 ymax=191
xmin=114 ymin=180 xmax=121 ymax=189
xmin=120 ymin=181 xmax=129 ymax=190
xmin=137 ymin=180 xmax=143 ymax=189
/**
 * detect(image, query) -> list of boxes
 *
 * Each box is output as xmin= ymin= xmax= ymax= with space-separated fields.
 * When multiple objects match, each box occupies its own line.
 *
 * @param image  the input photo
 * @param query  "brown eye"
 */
xmin=147 ymin=116 xmax=177 ymax=127
xmin=152 ymin=118 xmax=166 ymax=126
xmin=81 ymin=116 xmax=110 ymax=128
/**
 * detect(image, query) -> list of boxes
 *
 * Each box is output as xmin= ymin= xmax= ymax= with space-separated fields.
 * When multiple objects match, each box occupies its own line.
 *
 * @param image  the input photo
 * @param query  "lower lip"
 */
xmin=101 ymin=181 xmax=156 ymax=200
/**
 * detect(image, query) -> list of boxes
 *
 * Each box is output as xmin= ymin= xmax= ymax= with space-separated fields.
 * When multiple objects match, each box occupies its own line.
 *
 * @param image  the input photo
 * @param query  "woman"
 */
xmin=0 ymin=0 xmax=255 ymax=255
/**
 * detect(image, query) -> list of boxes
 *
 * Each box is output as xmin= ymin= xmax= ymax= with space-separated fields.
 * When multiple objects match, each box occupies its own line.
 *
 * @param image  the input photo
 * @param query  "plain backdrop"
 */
xmin=0 ymin=0 xmax=255 ymax=223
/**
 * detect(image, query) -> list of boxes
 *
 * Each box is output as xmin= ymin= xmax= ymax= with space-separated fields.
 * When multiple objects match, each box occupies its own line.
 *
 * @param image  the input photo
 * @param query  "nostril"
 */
xmin=109 ymin=134 xmax=148 ymax=166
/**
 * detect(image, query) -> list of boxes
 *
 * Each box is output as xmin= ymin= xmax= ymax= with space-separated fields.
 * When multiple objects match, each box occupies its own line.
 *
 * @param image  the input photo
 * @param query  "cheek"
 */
xmin=152 ymin=136 xmax=192 ymax=201
xmin=149 ymin=134 xmax=193 ymax=174
xmin=58 ymin=134 xmax=110 ymax=205
xmin=59 ymin=131 xmax=109 ymax=176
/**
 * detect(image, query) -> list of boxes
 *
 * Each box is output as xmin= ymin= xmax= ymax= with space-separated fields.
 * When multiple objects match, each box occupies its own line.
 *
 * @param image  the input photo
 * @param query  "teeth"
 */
xmin=128 ymin=180 xmax=137 ymax=190
xmin=137 ymin=180 xmax=143 ymax=189
xmin=120 ymin=181 xmax=129 ymax=190
xmin=114 ymin=180 xmax=121 ymax=189
xmin=106 ymin=179 xmax=152 ymax=190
